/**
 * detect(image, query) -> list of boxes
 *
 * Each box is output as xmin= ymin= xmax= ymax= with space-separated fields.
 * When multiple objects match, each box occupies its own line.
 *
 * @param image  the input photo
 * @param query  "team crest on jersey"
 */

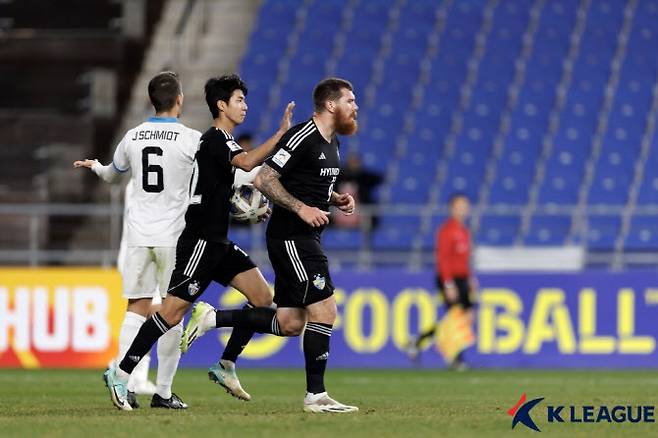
xmin=272 ymin=149 xmax=291 ymax=167
xmin=227 ymin=140 xmax=242 ymax=152
xmin=313 ymin=274 xmax=326 ymax=290
xmin=188 ymin=280 xmax=200 ymax=296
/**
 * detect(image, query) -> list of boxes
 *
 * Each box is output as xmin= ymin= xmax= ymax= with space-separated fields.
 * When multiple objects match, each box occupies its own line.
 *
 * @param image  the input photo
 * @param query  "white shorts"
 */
xmin=121 ymin=246 xmax=176 ymax=300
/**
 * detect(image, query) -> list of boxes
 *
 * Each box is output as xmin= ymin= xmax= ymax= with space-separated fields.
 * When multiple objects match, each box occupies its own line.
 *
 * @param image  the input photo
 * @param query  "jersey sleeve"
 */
xmin=265 ymin=132 xmax=307 ymax=176
xmin=111 ymin=133 xmax=131 ymax=173
xmin=215 ymin=132 xmax=244 ymax=164
xmin=186 ymin=129 xmax=202 ymax=161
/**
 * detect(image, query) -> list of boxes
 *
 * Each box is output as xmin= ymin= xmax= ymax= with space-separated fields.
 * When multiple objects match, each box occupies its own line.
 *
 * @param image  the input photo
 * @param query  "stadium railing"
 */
xmin=2 ymin=200 xmax=656 ymax=270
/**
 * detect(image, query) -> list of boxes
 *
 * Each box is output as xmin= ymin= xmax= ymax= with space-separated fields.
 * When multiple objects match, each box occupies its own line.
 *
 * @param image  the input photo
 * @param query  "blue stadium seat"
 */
xmin=588 ymin=169 xmax=631 ymax=205
xmin=322 ymin=228 xmax=364 ymax=251
xmin=389 ymin=175 xmax=430 ymax=203
xmin=440 ymin=168 xmax=483 ymax=204
xmin=637 ymin=165 xmax=658 ymax=204
xmin=372 ymin=216 xmax=421 ymax=250
xmin=523 ymin=215 xmax=572 ymax=245
xmin=537 ymin=174 xmax=581 ymax=205
xmin=586 ymin=215 xmax=621 ymax=250
xmin=488 ymin=173 xmax=533 ymax=205
xmin=477 ymin=214 xmax=521 ymax=245
xmin=625 ymin=216 xmax=658 ymax=250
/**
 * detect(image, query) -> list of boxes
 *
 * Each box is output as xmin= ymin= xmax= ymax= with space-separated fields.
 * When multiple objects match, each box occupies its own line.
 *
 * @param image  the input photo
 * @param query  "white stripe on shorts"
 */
xmin=184 ymin=239 xmax=206 ymax=277
xmin=285 ymin=240 xmax=307 ymax=282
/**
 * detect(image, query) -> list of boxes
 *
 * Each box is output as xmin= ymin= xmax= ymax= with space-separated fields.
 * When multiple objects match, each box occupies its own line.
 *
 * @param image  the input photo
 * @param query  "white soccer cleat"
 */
xmin=208 ymin=361 xmax=252 ymax=401
xmin=303 ymin=392 xmax=359 ymax=413
xmin=180 ymin=301 xmax=215 ymax=354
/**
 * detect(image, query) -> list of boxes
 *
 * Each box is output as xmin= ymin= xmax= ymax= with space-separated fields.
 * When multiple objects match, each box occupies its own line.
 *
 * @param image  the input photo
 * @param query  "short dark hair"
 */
xmin=448 ymin=192 xmax=469 ymax=205
xmin=148 ymin=71 xmax=181 ymax=113
xmin=204 ymin=74 xmax=248 ymax=119
xmin=313 ymin=77 xmax=353 ymax=112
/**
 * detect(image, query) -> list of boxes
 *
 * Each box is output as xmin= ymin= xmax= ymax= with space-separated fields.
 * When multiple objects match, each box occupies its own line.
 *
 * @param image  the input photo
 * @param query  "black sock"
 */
xmin=415 ymin=326 xmax=436 ymax=347
xmin=216 ymin=306 xmax=282 ymax=335
xmin=221 ymin=302 xmax=256 ymax=363
xmin=119 ymin=312 xmax=171 ymax=374
xmin=303 ymin=322 xmax=332 ymax=394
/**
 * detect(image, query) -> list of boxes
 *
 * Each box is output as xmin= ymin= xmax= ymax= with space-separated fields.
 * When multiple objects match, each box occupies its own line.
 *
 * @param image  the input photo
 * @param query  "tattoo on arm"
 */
xmin=258 ymin=164 xmax=303 ymax=213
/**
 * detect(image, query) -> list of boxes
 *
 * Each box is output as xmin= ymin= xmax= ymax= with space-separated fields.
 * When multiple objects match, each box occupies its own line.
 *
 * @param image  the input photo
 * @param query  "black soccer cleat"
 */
xmin=150 ymin=393 xmax=188 ymax=409
xmin=127 ymin=391 xmax=140 ymax=409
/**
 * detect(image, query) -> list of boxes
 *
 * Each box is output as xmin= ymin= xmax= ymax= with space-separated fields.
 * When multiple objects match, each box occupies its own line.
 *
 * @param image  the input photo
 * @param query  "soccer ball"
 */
xmin=230 ymin=184 xmax=269 ymax=224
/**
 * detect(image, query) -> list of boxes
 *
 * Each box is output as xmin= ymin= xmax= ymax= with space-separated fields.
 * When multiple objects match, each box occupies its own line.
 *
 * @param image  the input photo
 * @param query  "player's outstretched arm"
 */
xmin=73 ymin=159 xmax=124 ymax=184
xmin=330 ymin=191 xmax=355 ymax=215
xmin=232 ymin=101 xmax=295 ymax=172
xmin=255 ymin=164 xmax=330 ymax=227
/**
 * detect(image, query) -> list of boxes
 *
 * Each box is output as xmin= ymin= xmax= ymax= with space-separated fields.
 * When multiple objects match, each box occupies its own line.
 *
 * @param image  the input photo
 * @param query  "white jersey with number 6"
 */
xmin=112 ymin=117 xmax=201 ymax=247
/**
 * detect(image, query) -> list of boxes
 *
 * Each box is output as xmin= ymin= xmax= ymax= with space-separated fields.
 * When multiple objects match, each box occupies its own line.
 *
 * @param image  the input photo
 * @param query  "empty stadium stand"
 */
xmin=234 ymin=0 xmax=658 ymax=268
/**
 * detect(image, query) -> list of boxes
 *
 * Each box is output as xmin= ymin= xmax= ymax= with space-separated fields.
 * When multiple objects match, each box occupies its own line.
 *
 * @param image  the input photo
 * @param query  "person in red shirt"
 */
xmin=406 ymin=193 xmax=477 ymax=369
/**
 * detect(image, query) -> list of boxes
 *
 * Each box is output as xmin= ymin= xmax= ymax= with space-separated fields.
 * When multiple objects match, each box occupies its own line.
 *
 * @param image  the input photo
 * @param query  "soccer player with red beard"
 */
xmin=182 ymin=78 xmax=360 ymax=413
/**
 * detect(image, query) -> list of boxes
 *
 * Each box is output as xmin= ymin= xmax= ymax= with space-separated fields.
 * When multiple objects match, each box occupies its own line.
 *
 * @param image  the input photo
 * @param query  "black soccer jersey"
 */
xmin=265 ymin=118 xmax=340 ymax=239
xmin=181 ymin=127 xmax=244 ymax=243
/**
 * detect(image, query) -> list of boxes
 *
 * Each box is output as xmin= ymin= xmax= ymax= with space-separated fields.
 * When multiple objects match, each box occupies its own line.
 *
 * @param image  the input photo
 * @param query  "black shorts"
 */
xmin=267 ymin=237 xmax=334 ymax=308
xmin=168 ymin=237 xmax=256 ymax=303
xmin=437 ymin=276 xmax=473 ymax=309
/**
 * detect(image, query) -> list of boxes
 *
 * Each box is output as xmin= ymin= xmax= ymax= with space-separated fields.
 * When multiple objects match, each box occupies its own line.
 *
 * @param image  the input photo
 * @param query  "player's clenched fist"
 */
xmin=332 ymin=192 xmax=355 ymax=215
xmin=297 ymin=204 xmax=330 ymax=227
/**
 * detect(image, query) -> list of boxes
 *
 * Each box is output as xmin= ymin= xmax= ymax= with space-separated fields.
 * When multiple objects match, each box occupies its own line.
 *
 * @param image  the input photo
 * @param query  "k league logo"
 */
xmin=507 ymin=393 xmax=656 ymax=432
xmin=509 ymin=393 xmax=544 ymax=432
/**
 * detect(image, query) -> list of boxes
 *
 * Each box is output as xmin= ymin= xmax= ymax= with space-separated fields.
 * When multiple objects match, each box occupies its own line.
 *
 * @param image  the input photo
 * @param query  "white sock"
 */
xmin=155 ymin=321 xmax=183 ymax=399
xmin=305 ymin=391 xmax=328 ymax=403
xmin=128 ymin=352 xmax=151 ymax=392
xmin=117 ymin=311 xmax=146 ymax=388
xmin=204 ymin=309 xmax=217 ymax=330
xmin=220 ymin=359 xmax=235 ymax=370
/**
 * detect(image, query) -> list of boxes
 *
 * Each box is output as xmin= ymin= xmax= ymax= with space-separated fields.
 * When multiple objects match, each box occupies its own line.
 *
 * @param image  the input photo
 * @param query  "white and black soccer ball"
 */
xmin=230 ymin=184 xmax=269 ymax=224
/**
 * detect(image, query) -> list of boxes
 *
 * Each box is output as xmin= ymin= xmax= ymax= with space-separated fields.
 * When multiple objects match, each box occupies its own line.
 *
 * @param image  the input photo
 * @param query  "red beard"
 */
xmin=335 ymin=108 xmax=358 ymax=135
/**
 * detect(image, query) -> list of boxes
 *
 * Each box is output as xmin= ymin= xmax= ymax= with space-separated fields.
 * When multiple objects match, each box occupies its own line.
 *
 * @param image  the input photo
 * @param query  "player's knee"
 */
xmin=279 ymin=319 xmax=304 ymax=336
xmin=308 ymin=298 xmax=337 ymax=324
xmin=157 ymin=303 xmax=187 ymax=327
xmin=127 ymin=298 xmax=151 ymax=317
xmin=158 ymin=310 xmax=183 ymax=327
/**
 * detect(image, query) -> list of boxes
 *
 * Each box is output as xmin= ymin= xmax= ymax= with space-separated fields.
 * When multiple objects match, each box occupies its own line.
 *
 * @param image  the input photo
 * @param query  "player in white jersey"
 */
xmin=74 ymin=71 xmax=200 ymax=409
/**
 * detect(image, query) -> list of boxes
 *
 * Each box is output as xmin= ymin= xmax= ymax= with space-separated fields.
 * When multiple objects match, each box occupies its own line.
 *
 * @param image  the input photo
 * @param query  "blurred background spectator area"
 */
xmin=1 ymin=0 xmax=657 ymax=270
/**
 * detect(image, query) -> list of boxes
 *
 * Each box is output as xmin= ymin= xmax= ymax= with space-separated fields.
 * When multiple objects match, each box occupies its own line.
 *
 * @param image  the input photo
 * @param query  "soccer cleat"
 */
xmin=103 ymin=367 xmax=132 ymax=411
xmin=404 ymin=340 xmax=420 ymax=361
xmin=303 ymin=392 xmax=359 ymax=413
xmin=449 ymin=359 xmax=469 ymax=372
xmin=127 ymin=391 xmax=140 ymax=409
xmin=208 ymin=362 xmax=251 ymax=401
xmin=150 ymin=393 xmax=188 ymax=409
xmin=180 ymin=301 xmax=215 ymax=354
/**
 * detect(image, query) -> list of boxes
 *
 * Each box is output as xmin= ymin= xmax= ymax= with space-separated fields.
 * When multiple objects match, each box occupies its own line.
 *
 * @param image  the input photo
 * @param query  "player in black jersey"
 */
xmin=103 ymin=74 xmax=294 ymax=411
xmin=184 ymin=78 xmax=360 ymax=413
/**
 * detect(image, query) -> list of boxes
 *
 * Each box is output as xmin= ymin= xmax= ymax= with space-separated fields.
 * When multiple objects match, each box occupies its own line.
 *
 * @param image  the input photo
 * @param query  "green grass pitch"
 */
xmin=0 ymin=369 xmax=656 ymax=437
